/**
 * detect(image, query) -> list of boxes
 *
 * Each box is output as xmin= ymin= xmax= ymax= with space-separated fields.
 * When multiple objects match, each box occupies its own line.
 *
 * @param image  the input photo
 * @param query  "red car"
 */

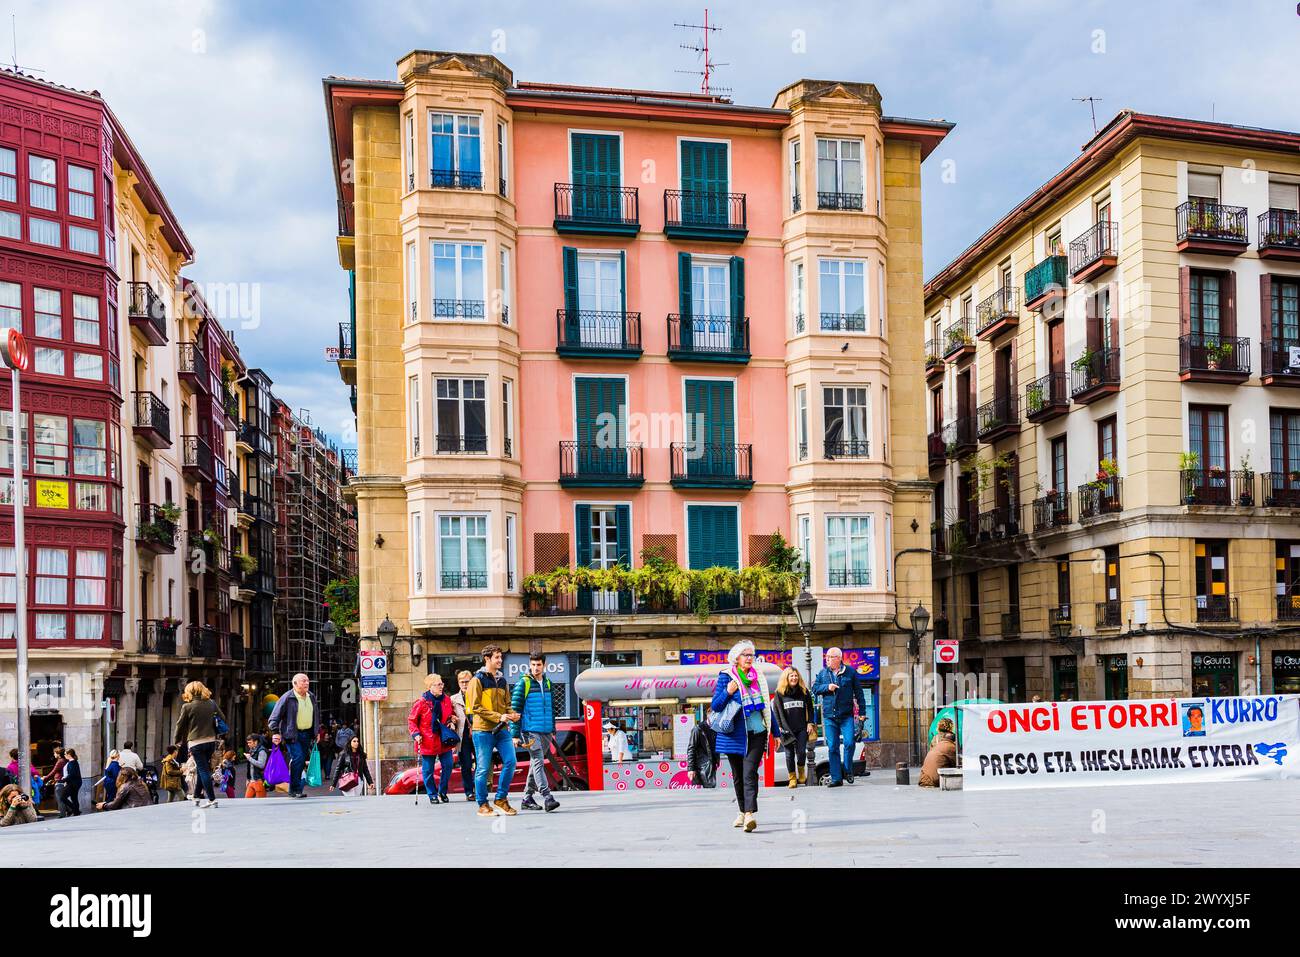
xmin=385 ymin=721 xmax=590 ymax=795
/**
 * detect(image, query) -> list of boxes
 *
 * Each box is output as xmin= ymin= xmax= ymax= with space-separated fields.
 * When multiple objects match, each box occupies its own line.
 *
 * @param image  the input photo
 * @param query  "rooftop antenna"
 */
xmin=675 ymin=8 xmax=729 ymax=97
xmin=1073 ymin=96 xmax=1102 ymax=134
xmin=8 ymin=15 xmax=45 ymax=75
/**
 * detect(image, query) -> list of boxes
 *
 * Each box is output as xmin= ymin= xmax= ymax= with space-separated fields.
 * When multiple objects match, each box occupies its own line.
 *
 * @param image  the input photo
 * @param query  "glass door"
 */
xmin=577 ymin=255 xmax=623 ymax=348
xmin=690 ymin=260 xmax=730 ymax=350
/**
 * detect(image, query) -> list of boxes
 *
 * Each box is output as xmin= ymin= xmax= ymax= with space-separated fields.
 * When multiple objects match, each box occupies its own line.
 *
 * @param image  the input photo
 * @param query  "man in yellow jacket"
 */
xmin=464 ymin=644 xmax=521 ymax=817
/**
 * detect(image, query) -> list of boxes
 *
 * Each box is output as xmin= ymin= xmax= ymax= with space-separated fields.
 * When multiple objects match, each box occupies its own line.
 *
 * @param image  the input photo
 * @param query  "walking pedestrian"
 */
xmin=334 ymin=719 xmax=355 ymax=752
xmin=95 ymin=766 xmax=151 ymax=811
xmin=0 ymin=782 xmax=37 ymax=826
xmin=244 ymin=734 xmax=268 ymax=798
xmin=773 ymin=666 xmax=816 ymax=788
xmin=450 ymin=670 xmax=476 ymax=802
xmin=43 ymin=744 xmax=66 ymax=814
xmin=511 ymin=653 xmax=560 ymax=812
xmin=218 ymin=750 xmax=238 ymax=799
xmin=265 ymin=673 xmax=321 ymax=799
xmin=812 ymin=647 xmax=866 ymax=787
xmin=160 ymin=745 xmax=185 ymax=802
xmin=172 ymin=680 xmax=227 ymax=808
xmin=98 ymin=749 xmax=122 ymax=804
xmin=59 ymin=748 xmax=83 ymax=817
xmin=710 ymin=640 xmax=771 ymax=833
xmin=315 ymin=724 xmax=336 ymax=781
xmin=686 ymin=713 xmax=718 ymax=788
xmin=331 ymin=734 xmax=373 ymax=796
xmin=117 ymin=741 xmax=144 ymax=774
xmin=407 ymin=673 xmax=456 ymax=805
xmin=465 ymin=644 xmax=521 ymax=817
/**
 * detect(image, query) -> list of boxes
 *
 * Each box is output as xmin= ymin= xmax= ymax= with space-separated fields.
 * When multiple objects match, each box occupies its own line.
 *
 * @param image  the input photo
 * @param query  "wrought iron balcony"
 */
xmin=670 ymin=443 xmax=753 ymax=488
xmin=226 ymin=632 xmax=245 ymax=662
xmin=521 ymin=586 xmax=791 ymax=618
xmin=945 ymin=518 xmax=972 ymax=554
xmin=1068 ymin=221 xmax=1118 ymax=281
xmin=435 ymin=433 xmax=488 ymax=454
xmin=977 ymin=504 xmax=1024 ymax=541
xmin=1095 ymin=600 xmax=1122 ymax=628
xmin=1196 ymin=594 xmax=1238 ymax=623
xmin=135 ymin=503 xmax=178 ymax=556
xmin=1180 ymin=468 xmax=1254 ymax=507
xmin=791 ymin=193 xmax=801 ymax=213
xmin=441 ymin=571 xmax=489 ymax=590
xmin=553 ymin=183 xmax=640 ymax=235
xmin=976 ymin=394 xmax=1019 ymax=443
xmin=1049 ymin=604 xmax=1073 ymax=632
xmin=666 ymin=314 xmax=750 ymax=362
xmin=429 ymin=168 xmax=482 ymax=190
xmin=820 ymin=312 xmax=867 ymax=333
xmin=137 ymin=619 xmax=178 ymax=656
xmin=556 ymin=310 xmax=643 ymax=358
xmin=182 ymin=434 xmax=214 ymax=481
xmin=337 ymin=322 xmax=354 ymax=360
xmin=663 ymin=189 xmax=747 ymax=241
xmin=961 ymin=615 xmax=980 ymax=638
xmin=944 ymin=416 xmax=977 ymax=459
xmin=925 ymin=339 xmax=944 ymax=378
xmin=1070 ymin=347 xmax=1120 ymax=403
xmin=1078 ymin=476 xmax=1122 ymax=519
xmin=1278 ymin=594 xmax=1300 ymax=621
xmin=941 ymin=318 xmax=975 ymax=359
xmin=127 ymin=281 xmax=168 ymax=345
xmin=1262 ymin=337 xmax=1300 ymax=387
xmin=823 ymin=438 xmax=870 ymax=459
xmin=927 ymin=430 xmax=946 ymax=471
xmin=1024 ymin=255 xmax=1068 ymax=311
xmin=817 ymin=191 xmax=864 ymax=211
xmin=189 ymin=624 xmax=221 ymax=659
xmin=793 ymin=313 xmax=806 ymax=334
xmin=1001 ymin=611 xmax=1020 ymax=636
xmin=976 ymin=286 xmax=1019 ymax=339
xmin=1032 ymin=493 xmax=1071 ymax=532
xmin=432 ymin=299 xmax=486 ymax=320
xmin=559 ymin=441 xmax=644 ymax=487
xmin=828 ymin=568 xmax=871 ymax=588
xmin=1263 ymin=472 xmax=1300 ymax=507
xmin=1176 ymin=200 xmax=1248 ymax=254
xmin=132 ymin=391 xmax=171 ymax=449
xmin=1179 ymin=333 xmax=1250 ymax=382
xmin=1024 ymin=371 xmax=1070 ymax=423
xmin=1259 ymin=209 xmax=1300 ymax=261
xmin=178 ymin=341 xmax=209 ymax=391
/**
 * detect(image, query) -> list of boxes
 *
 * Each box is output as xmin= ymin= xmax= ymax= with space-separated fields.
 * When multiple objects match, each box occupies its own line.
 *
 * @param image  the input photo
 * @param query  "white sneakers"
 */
xmin=732 ymin=812 xmax=745 ymax=828
xmin=743 ymin=812 xmax=757 ymax=833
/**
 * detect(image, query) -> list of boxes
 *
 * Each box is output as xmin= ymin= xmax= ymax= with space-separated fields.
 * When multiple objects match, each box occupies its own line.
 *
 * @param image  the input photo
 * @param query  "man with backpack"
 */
xmin=510 ymin=652 xmax=560 ymax=812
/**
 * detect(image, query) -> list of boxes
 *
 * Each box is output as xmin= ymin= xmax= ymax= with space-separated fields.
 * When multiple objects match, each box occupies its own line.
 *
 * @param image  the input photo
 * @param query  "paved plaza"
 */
xmin=4 ymin=773 xmax=1291 ymax=867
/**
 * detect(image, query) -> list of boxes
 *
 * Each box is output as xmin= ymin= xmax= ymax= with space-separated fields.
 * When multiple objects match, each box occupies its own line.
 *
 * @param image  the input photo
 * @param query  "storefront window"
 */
xmin=1272 ymin=651 xmax=1300 ymax=694
xmin=1192 ymin=652 xmax=1238 ymax=697
xmin=1052 ymin=655 xmax=1078 ymax=701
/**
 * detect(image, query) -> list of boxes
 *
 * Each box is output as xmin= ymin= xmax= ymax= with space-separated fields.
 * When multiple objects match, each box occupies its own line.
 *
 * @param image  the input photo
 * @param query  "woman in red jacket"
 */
xmin=407 ymin=673 xmax=458 ymax=804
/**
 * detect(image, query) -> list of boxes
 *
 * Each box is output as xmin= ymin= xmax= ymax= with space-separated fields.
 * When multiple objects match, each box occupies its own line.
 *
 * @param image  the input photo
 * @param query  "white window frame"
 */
xmin=428 ymin=111 xmax=482 ymax=180
xmin=498 ymin=247 xmax=511 ymax=324
xmin=502 ymin=378 xmax=514 ymax=458
xmin=822 ymin=384 xmax=871 ymax=450
xmin=794 ymin=385 xmax=808 ymax=460
xmin=789 ymin=137 xmax=801 ymax=210
xmin=816 ymin=137 xmax=864 ymax=197
xmin=818 ymin=257 xmax=868 ymax=325
xmin=881 ymin=385 xmax=889 ymax=460
xmin=505 ymin=512 xmax=518 ymax=592
xmin=497 ymin=121 xmax=508 ymax=196
xmin=576 ymin=250 xmax=624 ymax=312
xmin=406 ymin=241 xmax=417 ymax=324
xmin=878 ymin=262 xmax=886 ymax=337
xmin=690 ymin=254 xmax=730 ymax=319
xmin=435 ymin=512 xmax=490 ymax=592
xmin=434 ymin=376 xmax=488 ymax=451
xmin=429 ymin=241 xmax=486 ymax=317
xmin=798 ymin=514 xmax=811 ymax=586
xmin=411 ymin=511 xmax=424 ymax=594
xmin=404 ymin=111 xmax=415 ymax=191
xmin=408 ymin=374 xmax=420 ymax=457
xmin=792 ymin=260 xmax=805 ymax=331
xmin=884 ymin=514 xmax=892 ymax=588
xmin=874 ymin=142 xmax=882 ymax=216
xmin=825 ymin=513 xmax=874 ymax=589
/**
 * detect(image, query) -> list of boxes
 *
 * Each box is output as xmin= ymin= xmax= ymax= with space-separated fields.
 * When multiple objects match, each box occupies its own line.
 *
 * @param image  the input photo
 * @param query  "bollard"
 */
xmin=895 ymin=762 xmax=909 ymax=785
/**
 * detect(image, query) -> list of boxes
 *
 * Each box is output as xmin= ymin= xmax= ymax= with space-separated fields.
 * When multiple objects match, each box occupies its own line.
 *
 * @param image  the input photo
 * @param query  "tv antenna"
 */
xmin=7 ymin=16 xmax=45 ymax=75
xmin=1073 ymin=96 xmax=1103 ymax=134
xmin=675 ymin=9 xmax=729 ymax=97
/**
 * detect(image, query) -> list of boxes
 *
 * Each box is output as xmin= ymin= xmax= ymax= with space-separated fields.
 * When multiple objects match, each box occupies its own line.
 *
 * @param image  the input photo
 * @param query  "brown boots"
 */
xmin=797 ymin=764 xmax=807 ymax=785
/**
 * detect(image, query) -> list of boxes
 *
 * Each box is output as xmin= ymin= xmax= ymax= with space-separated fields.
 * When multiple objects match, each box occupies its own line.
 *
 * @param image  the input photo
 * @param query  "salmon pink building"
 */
xmin=325 ymin=51 xmax=950 ymax=771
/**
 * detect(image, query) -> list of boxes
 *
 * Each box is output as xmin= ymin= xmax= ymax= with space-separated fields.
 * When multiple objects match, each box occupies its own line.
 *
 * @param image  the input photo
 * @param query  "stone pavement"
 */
xmin=4 ymin=773 xmax=1290 ymax=867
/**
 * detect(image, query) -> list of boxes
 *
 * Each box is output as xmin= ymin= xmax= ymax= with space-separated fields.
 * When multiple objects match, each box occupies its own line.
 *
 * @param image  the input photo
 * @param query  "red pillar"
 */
xmin=584 ymin=700 xmax=604 ymax=791
xmin=763 ymin=706 xmax=777 ymax=787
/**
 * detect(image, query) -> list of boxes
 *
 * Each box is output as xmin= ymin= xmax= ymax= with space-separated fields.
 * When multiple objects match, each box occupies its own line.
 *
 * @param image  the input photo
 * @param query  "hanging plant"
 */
xmin=323 ymin=575 xmax=360 ymax=633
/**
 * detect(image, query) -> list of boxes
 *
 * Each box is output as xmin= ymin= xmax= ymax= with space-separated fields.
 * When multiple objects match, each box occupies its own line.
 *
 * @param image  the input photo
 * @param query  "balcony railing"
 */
xmin=976 ymin=394 xmax=1019 ymax=442
xmin=178 ymin=341 xmax=209 ymax=391
xmin=945 ymin=518 xmax=972 ymax=553
xmin=669 ymin=443 xmax=753 ymax=488
xmin=666 ymin=314 xmax=749 ymax=362
xmin=189 ymin=625 xmax=222 ymax=659
xmin=1070 ymin=347 xmax=1120 ymax=401
xmin=820 ymin=312 xmax=867 ymax=333
xmin=823 ymin=438 xmax=870 ymax=459
xmin=182 ymin=435 xmax=214 ymax=480
xmin=1181 ymin=468 xmax=1254 ymax=507
xmin=136 ymin=503 xmax=178 ymax=555
xmin=556 ymin=310 xmax=643 ymax=357
xmin=1262 ymin=338 xmax=1300 ymax=384
xmin=1196 ymin=594 xmax=1238 ymax=623
xmin=1024 ymin=256 xmax=1068 ymax=309
xmin=1095 ymin=600 xmax=1122 ymax=628
xmin=226 ymin=632 xmax=245 ymax=662
xmin=559 ymin=442 xmax=644 ymax=486
xmin=337 ymin=322 xmax=354 ymax=360
xmin=441 ymin=571 xmax=489 ymax=590
xmin=432 ymin=299 xmax=486 ymax=320
xmin=663 ymin=189 xmax=747 ymax=240
xmin=975 ymin=286 xmax=1019 ymax=337
xmin=137 ymin=619 xmax=178 ymax=656
xmin=430 ymin=168 xmax=482 ymax=190
xmin=1068 ymin=221 xmax=1118 ymax=278
xmin=132 ymin=391 xmax=171 ymax=448
xmin=1177 ymin=200 xmax=1248 ymax=248
xmin=1263 ymin=472 xmax=1300 ymax=507
xmin=1078 ymin=477 xmax=1122 ymax=519
xmin=817 ymin=191 xmax=864 ymax=211
xmin=925 ymin=339 xmax=944 ymax=375
xmin=942 ymin=318 xmax=975 ymax=358
xmin=961 ymin=616 xmax=980 ymax=638
xmin=435 ymin=433 xmax=488 ymax=454
xmin=944 ymin=416 xmax=977 ymax=458
xmin=1032 ymin=493 xmax=1071 ymax=532
xmin=1278 ymin=594 xmax=1300 ymax=621
xmin=927 ymin=430 xmax=946 ymax=470
xmin=521 ymin=588 xmax=791 ymax=617
xmin=1025 ymin=371 xmax=1070 ymax=422
xmin=1001 ymin=611 xmax=1020 ymax=636
xmin=1049 ymin=604 xmax=1073 ymax=632
xmin=1259 ymin=209 xmax=1300 ymax=258
xmin=553 ymin=183 xmax=640 ymax=234
xmin=1179 ymin=333 xmax=1250 ymax=379
xmin=127 ymin=281 xmax=168 ymax=345
xmin=828 ymin=568 xmax=871 ymax=588
xmin=977 ymin=504 xmax=1024 ymax=541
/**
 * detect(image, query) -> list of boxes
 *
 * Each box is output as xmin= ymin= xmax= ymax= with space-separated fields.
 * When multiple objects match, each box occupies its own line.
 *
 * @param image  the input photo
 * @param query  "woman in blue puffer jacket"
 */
xmin=710 ymin=639 xmax=770 ymax=833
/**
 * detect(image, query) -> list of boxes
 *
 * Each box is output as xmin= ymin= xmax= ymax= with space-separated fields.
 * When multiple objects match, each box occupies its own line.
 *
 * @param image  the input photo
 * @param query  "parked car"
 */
xmin=385 ymin=720 xmax=591 ymax=795
xmin=773 ymin=738 xmax=871 ymax=787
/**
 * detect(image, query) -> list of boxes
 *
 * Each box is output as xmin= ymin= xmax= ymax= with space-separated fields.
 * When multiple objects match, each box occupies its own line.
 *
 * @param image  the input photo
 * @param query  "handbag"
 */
xmin=439 ymin=725 xmax=460 ymax=748
xmin=264 ymin=747 xmax=290 ymax=787
xmin=306 ymin=746 xmax=322 ymax=788
xmin=213 ymin=706 xmax=229 ymax=737
xmin=708 ymin=698 xmax=741 ymax=735
xmin=336 ymin=771 xmax=360 ymax=793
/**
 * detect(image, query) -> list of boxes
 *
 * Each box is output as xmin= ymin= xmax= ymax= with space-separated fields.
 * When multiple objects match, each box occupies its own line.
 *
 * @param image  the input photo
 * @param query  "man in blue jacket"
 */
xmin=812 ymin=647 xmax=865 ymax=787
xmin=266 ymin=673 xmax=321 ymax=798
xmin=510 ymin=653 xmax=560 ymax=812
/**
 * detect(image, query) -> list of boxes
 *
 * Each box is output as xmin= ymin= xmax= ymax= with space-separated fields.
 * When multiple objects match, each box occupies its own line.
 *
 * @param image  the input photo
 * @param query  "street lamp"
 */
xmin=791 ymin=589 xmax=819 ymax=781
xmin=908 ymin=603 xmax=930 ymax=657
xmin=1050 ymin=616 xmax=1071 ymax=642
xmin=320 ymin=620 xmax=337 ymax=648
xmin=376 ymin=615 xmax=398 ymax=656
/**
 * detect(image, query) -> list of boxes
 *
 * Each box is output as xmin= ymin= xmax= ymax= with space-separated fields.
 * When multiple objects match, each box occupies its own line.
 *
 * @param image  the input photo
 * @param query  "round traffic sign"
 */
xmin=935 ymin=641 xmax=958 ymax=665
xmin=4 ymin=329 xmax=29 ymax=372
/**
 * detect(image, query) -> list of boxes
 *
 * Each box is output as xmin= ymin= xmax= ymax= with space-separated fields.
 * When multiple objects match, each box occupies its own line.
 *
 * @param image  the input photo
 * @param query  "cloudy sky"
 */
xmin=12 ymin=0 xmax=1299 ymax=443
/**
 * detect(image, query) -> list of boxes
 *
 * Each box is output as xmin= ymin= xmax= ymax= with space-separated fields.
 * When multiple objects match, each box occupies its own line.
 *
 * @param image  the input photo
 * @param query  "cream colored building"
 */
xmin=925 ymin=111 xmax=1300 ymax=703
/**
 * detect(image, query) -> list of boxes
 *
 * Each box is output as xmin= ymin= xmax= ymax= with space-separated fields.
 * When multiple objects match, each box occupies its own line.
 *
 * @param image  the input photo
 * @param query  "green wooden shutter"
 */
xmin=575 ymin=503 xmax=593 ymax=612
xmin=729 ymin=256 xmax=746 ymax=352
xmin=687 ymin=505 xmax=708 ymax=570
xmin=678 ymin=252 xmax=693 ymax=351
xmin=685 ymin=379 xmax=734 ymax=478
xmin=572 ymin=133 xmax=618 ymax=220
xmin=713 ymin=506 xmax=739 ymax=569
xmin=682 ymin=141 xmax=728 ymax=224
xmin=562 ymin=247 xmax=580 ymax=343
xmin=576 ymin=376 xmax=625 ymax=476
xmin=615 ymin=504 xmax=632 ymax=610
xmin=687 ymin=505 xmax=739 ymax=570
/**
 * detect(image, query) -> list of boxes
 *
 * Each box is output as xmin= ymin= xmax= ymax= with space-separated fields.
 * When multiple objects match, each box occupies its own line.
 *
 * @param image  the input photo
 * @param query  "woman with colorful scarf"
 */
xmin=709 ymin=640 xmax=770 ymax=832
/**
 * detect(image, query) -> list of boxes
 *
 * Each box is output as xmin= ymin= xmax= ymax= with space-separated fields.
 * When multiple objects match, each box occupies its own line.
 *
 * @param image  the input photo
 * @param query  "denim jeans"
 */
xmin=823 ymin=715 xmax=856 ymax=784
xmin=457 ymin=738 xmax=476 ymax=797
xmin=420 ymin=752 xmax=455 ymax=800
xmin=287 ymin=734 xmax=314 ymax=795
xmin=189 ymin=741 xmax=217 ymax=801
xmin=522 ymin=731 xmax=553 ymax=799
xmin=472 ymin=726 xmax=516 ymax=804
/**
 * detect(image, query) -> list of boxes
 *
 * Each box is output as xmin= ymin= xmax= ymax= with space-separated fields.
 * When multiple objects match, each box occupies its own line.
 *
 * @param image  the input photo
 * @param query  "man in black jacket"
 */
xmin=686 ymin=715 xmax=718 ymax=788
xmin=266 ymin=673 xmax=321 ymax=798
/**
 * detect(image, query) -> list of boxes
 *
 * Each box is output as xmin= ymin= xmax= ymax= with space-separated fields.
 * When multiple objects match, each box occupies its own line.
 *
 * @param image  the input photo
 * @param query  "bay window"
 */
xmin=28 ymin=155 xmax=56 ymax=210
xmin=431 ymin=242 xmax=485 ymax=318
xmin=438 ymin=513 xmax=488 ymax=590
xmin=435 ymin=377 xmax=487 ymax=453
xmin=429 ymin=112 xmax=482 ymax=188
xmin=826 ymin=514 xmax=872 ymax=587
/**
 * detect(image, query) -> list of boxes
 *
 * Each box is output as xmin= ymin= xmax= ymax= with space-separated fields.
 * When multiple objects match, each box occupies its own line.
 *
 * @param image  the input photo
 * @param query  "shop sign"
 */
xmin=680 ymin=647 xmax=880 ymax=680
xmin=1193 ymin=653 xmax=1237 ymax=673
xmin=35 ymin=479 xmax=68 ymax=509
xmin=1273 ymin=652 xmax=1300 ymax=675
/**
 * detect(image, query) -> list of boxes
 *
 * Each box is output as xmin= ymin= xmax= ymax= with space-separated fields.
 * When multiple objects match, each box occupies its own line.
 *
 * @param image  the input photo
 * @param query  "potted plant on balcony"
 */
xmin=1205 ymin=340 xmax=1234 ymax=371
xmin=158 ymin=501 xmax=181 ymax=524
xmin=1073 ymin=347 xmax=1099 ymax=387
xmin=158 ymin=615 xmax=181 ymax=638
xmin=1238 ymin=454 xmax=1255 ymax=506
xmin=1025 ymin=380 xmax=1046 ymax=415
xmin=235 ymin=552 xmax=258 ymax=575
xmin=1179 ymin=451 xmax=1200 ymax=503
xmin=925 ymin=351 xmax=941 ymax=368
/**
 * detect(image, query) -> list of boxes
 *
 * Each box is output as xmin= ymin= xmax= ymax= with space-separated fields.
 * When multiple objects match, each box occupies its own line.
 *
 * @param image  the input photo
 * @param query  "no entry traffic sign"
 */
xmin=934 ymin=639 xmax=959 ymax=666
